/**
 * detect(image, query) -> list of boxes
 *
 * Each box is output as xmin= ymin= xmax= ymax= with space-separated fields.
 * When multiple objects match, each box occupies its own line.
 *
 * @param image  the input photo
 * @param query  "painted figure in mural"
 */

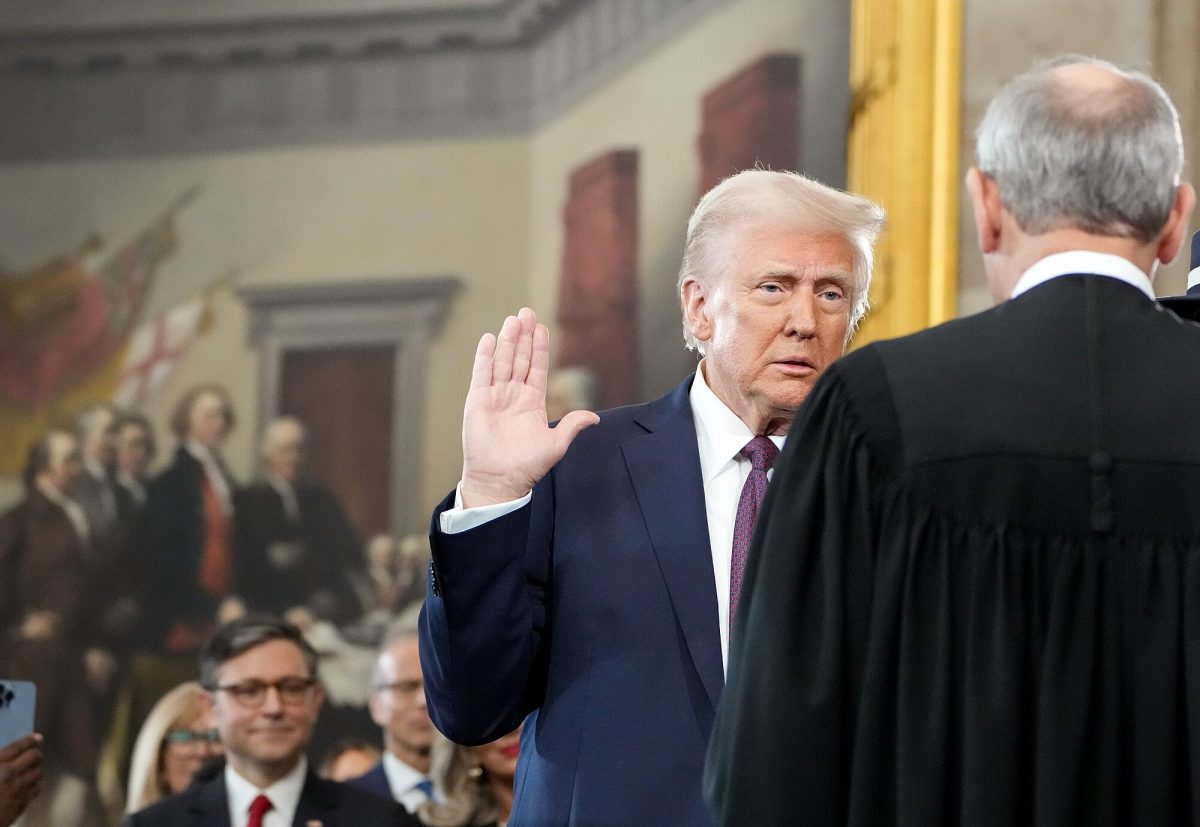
xmin=126 ymin=383 xmax=244 ymax=776
xmin=70 ymin=403 xmax=123 ymax=564
xmin=112 ymin=409 xmax=157 ymax=519
xmin=706 ymin=56 xmax=1200 ymax=826
xmin=0 ymin=429 xmax=114 ymax=826
xmin=420 ymin=169 xmax=885 ymax=825
xmin=234 ymin=416 xmax=362 ymax=625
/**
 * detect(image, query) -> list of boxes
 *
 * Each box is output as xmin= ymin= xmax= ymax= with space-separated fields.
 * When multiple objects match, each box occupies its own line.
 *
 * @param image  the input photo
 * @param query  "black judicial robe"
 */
xmin=706 ymin=274 xmax=1200 ymax=826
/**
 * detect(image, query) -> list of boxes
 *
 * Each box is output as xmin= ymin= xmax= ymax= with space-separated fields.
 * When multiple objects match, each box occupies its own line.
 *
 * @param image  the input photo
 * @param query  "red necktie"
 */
xmin=247 ymin=793 xmax=273 ymax=827
xmin=729 ymin=436 xmax=779 ymax=627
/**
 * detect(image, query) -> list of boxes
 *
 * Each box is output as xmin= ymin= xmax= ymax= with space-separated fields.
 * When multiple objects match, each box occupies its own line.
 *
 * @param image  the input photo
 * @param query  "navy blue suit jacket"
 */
xmin=421 ymin=376 xmax=722 ymax=826
xmin=348 ymin=762 xmax=393 ymax=801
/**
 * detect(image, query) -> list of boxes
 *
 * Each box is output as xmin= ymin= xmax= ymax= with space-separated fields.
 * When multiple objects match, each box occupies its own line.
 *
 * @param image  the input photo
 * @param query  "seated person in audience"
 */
xmin=353 ymin=625 xmax=435 ymax=813
xmin=417 ymin=727 xmax=521 ymax=827
xmin=124 ymin=614 xmax=415 ymax=826
xmin=125 ymin=681 xmax=222 ymax=814
xmin=318 ymin=739 xmax=382 ymax=783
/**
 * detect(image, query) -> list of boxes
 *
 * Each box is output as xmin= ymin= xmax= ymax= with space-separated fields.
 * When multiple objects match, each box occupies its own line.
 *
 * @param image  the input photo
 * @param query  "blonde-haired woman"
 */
xmin=418 ymin=726 xmax=521 ymax=827
xmin=125 ymin=682 xmax=222 ymax=814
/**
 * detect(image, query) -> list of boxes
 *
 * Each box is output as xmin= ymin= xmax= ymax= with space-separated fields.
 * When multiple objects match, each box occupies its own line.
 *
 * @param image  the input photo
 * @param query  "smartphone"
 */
xmin=0 ymin=680 xmax=36 ymax=748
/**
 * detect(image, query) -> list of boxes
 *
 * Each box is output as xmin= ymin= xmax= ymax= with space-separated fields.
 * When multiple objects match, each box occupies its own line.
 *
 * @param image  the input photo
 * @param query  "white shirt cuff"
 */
xmin=438 ymin=482 xmax=532 ymax=534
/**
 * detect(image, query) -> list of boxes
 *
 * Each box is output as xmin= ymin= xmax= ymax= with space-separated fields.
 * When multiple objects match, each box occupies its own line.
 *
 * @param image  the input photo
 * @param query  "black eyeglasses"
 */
xmin=163 ymin=728 xmax=221 ymax=746
xmin=213 ymin=677 xmax=316 ymax=708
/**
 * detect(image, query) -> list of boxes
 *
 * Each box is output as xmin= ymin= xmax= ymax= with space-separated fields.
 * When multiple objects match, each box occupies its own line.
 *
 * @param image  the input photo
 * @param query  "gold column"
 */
xmin=847 ymin=0 xmax=963 ymax=346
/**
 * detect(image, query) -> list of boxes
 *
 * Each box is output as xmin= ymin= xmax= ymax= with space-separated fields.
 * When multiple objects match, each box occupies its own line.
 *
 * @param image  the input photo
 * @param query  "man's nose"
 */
xmin=785 ymin=291 xmax=818 ymax=337
xmin=260 ymin=686 xmax=285 ymax=714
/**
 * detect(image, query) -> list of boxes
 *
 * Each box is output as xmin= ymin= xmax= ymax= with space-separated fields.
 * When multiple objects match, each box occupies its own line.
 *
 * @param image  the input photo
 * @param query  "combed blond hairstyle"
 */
xmin=125 ymin=682 xmax=209 ymax=814
xmin=678 ymin=169 xmax=885 ymax=350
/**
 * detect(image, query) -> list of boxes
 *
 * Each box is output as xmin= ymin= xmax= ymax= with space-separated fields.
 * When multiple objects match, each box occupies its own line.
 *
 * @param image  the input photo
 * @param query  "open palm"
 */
xmin=460 ymin=307 xmax=599 ymax=508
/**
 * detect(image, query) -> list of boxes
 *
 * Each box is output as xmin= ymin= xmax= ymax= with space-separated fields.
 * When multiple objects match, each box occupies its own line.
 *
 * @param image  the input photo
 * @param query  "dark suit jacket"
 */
xmin=421 ymin=376 xmax=723 ymax=826
xmin=234 ymin=480 xmax=361 ymax=623
xmin=348 ymin=763 xmax=392 ymax=801
xmin=707 ymin=274 xmax=1200 ymax=825
xmin=137 ymin=446 xmax=233 ymax=649
xmin=123 ymin=763 xmax=415 ymax=826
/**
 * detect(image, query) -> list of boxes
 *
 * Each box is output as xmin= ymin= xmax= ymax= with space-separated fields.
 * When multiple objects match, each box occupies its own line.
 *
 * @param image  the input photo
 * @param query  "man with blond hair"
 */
xmin=421 ymin=169 xmax=884 ymax=825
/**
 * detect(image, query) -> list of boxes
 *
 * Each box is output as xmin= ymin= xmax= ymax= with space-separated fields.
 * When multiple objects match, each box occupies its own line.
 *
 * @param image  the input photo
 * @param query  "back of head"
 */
xmin=677 ymin=169 xmax=885 ymax=349
xmin=975 ymin=55 xmax=1183 ymax=244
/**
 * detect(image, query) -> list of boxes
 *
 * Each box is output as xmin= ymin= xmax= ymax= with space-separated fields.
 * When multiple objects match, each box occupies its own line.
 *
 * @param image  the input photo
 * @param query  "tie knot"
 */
xmin=248 ymin=794 xmax=274 ymax=824
xmin=740 ymin=436 xmax=779 ymax=472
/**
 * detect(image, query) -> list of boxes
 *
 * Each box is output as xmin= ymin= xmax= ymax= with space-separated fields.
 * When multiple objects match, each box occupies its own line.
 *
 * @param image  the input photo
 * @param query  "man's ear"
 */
xmin=966 ymin=167 xmax=1003 ymax=255
xmin=1156 ymin=182 xmax=1197 ymax=266
xmin=681 ymin=277 xmax=713 ymax=346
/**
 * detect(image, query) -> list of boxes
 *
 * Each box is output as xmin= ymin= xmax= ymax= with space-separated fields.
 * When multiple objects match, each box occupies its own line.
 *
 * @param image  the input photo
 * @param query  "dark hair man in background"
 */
xmin=124 ymin=614 xmax=413 ymax=826
xmin=706 ymin=55 xmax=1200 ymax=825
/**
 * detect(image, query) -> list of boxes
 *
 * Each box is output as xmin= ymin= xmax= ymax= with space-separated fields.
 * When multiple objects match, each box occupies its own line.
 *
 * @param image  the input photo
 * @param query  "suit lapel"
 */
xmin=623 ymin=378 xmax=724 ymax=711
xmin=293 ymin=772 xmax=337 ymax=826
xmin=191 ymin=773 xmax=233 ymax=827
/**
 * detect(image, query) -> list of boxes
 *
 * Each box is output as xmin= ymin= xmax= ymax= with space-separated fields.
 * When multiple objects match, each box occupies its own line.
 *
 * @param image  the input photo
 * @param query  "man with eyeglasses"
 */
xmin=124 ymin=614 xmax=415 ymax=826
xmin=352 ymin=625 xmax=436 ymax=813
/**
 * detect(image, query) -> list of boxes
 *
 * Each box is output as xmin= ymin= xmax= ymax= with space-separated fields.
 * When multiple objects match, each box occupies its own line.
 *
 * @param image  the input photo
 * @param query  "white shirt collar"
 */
xmin=225 ymin=756 xmax=307 ymax=827
xmin=1010 ymin=250 xmax=1154 ymax=300
xmin=382 ymin=751 xmax=434 ymax=809
xmin=35 ymin=479 xmax=90 ymax=545
xmin=83 ymin=457 xmax=108 ymax=481
xmin=689 ymin=361 xmax=785 ymax=485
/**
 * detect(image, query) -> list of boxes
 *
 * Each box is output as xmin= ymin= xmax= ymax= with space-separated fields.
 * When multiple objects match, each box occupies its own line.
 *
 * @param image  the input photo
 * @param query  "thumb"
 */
xmin=553 ymin=409 xmax=601 ymax=454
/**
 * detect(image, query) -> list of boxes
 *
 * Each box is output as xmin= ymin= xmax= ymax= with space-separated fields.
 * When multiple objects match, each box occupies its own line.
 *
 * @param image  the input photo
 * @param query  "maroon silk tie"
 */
xmin=729 ymin=436 xmax=779 ymax=627
xmin=247 ymin=794 xmax=274 ymax=827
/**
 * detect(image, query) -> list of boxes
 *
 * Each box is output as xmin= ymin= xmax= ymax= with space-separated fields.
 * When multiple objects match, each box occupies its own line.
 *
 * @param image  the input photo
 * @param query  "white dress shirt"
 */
xmin=439 ymin=361 xmax=782 ymax=674
xmin=381 ymin=751 xmax=437 ymax=813
xmin=224 ymin=757 xmax=307 ymax=827
xmin=1011 ymin=250 xmax=1155 ymax=300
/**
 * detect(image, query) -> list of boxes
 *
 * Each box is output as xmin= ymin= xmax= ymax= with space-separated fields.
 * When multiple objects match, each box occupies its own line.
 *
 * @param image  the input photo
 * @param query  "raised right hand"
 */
xmin=460 ymin=308 xmax=599 ymax=508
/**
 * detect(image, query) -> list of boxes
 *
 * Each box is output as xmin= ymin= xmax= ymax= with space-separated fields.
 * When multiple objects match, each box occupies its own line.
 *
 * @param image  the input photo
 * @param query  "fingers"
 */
xmin=554 ymin=409 xmax=601 ymax=453
xmin=510 ymin=308 xmax=537 ymax=385
xmin=0 ymin=734 xmax=40 ymax=763
xmin=470 ymin=332 xmax=497 ymax=391
xmin=491 ymin=314 xmax=521 ymax=384
xmin=528 ymin=322 xmax=550 ymax=394
xmin=488 ymin=308 xmax=539 ymax=387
